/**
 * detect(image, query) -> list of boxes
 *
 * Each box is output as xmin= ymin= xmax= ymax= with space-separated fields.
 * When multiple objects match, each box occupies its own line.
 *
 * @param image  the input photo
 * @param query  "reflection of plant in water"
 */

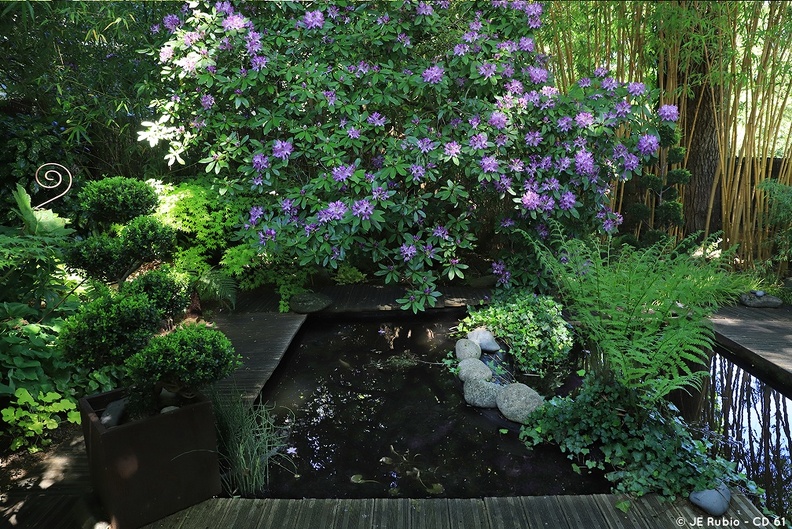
xmin=379 ymin=444 xmax=444 ymax=496
xmin=378 ymin=324 xmax=400 ymax=350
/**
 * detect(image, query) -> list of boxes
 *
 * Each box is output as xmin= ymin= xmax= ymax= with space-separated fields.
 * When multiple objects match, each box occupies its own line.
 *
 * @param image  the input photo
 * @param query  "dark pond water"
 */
xmin=690 ymin=348 xmax=792 ymax=518
xmin=260 ymin=312 xmax=610 ymax=499
xmin=259 ymin=312 xmax=792 ymax=513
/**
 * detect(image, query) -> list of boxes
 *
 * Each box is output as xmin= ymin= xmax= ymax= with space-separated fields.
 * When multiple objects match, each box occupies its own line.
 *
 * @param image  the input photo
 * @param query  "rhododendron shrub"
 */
xmin=140 ymin=0 xmax=674 ymax=311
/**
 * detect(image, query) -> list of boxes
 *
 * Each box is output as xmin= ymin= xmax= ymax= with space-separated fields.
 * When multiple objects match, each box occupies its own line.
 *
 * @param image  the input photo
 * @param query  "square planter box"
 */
xmin=79 ymin=389 xmax=222 ymax=529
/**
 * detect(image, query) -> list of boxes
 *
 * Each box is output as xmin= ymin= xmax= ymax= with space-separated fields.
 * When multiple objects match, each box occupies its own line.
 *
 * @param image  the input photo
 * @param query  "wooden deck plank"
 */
xmin=212 ymin=312 xmax=306 ymax=405
xmin=522 ymin=496 xmax=576 ymax=529
xmin=590 ymin=494 xmax=658 ymax=529
xmin=226 ymin=498 xmax=273 ymax=527
xmin=447 ymin=497 xmax=488 ymax=529
xmin=373 ymin=497 xmax=412 ymax=529
xmin=409 ymin=499 xmax=451 ymax=529
xmin=333 ymin=498 xmax=375 ymax=529
xmin=555 ymin=494 xmax=612 ymax=528
xmin=712 ymin=304 xmax=792 ymax=390
xmin=293 ymin=498 xmax=339 ymax=529
xmin=485 ymin=496 xmax=535 ymax=529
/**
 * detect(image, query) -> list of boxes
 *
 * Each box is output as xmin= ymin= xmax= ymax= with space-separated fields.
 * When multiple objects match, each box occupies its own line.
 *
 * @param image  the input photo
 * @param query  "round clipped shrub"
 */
xmin=123 ymin=267 xmax=190 ymax=320
xmin=59 ymin=292 xmax=162 ymax=369
xmin=77 ymin=176 xmax=158 ymax=225
xmin=457 ymin=290 xmax=573 ymax=376
xmin=65 ymin=233 xmax=126 ymax=283
xmin=125 ymin=323 xmax=240 ymax=396
xmin=121 ymin=215 xmax=177 ymax=263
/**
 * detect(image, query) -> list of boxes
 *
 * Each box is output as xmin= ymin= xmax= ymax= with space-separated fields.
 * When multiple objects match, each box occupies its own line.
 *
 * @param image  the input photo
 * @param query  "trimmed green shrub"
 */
xmin=123 ymin=267 xmax=190 ymax=320
xmin=125 ymin=323 xmax=239 ymax=397
xmin=66 ymin=233 xmax=126 ymax=283
xmin=58 ymin=292 xmax=162 ymax=369
xmin=76 ymin=176 xmax=157 ymax=226
xmin=121 ymin=215 xmax=177 ymax=263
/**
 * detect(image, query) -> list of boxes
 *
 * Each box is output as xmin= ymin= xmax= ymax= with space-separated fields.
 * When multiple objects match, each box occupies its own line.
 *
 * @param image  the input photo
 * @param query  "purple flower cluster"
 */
xmin=352 ymin=199 xmax=374 ymax=220
xmin=658 ymin=104 xmax=679 ymax=122
xmin=318 ymin=201 xmax=347 ymax=224
xmin=636 ymin=134 xmax=660 ymax=156
xmin=272 ymin=140 xmax=293 ymax=160
xmin=332 ymin=163 xmax=355 ymax=182
xmin=303 ymin=10 xmax=325 ymax=29
xmin=422 ymin=65 xmax=445 ymax=84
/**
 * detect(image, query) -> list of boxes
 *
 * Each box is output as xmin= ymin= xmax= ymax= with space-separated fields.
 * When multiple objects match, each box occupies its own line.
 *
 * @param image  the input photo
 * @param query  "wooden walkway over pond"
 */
xmin=141 ymin=494 xmax=769 ymax=529
xmin=711 ymin=304 xmax=792 ymax=393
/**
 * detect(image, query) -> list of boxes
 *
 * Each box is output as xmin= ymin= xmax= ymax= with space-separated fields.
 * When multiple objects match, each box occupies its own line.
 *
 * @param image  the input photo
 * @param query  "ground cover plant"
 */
xmin=140 ymin=0 xmax=676 ymax=310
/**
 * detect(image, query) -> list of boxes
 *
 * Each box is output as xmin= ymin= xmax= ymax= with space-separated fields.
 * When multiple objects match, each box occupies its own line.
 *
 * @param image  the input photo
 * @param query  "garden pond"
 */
xmin=260 ymin=312 xmax=790 ymax=516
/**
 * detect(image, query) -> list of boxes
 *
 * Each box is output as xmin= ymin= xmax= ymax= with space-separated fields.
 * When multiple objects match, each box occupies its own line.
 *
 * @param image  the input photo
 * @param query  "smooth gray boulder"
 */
xmin=739 ymin=292 xmax=782 ymax=308
xmin=289 ymin=292 xmax=333 ymax=313
xmin=496 ymin=383 xmax=544 ymax=424
xmin=467 ymin=327 xmax=500 ymax=352
xmin=463 ymin=379 xmax=502 ymax=408
xmin=457 ymin=358 xmax=492 ymax=382
xmin=689 ymin=483 xmax=731 ymax=516
xmin=455 ymin=338 xmax=482 ymax=360
xmin=100 ymin=398 xmax=127 ymax=428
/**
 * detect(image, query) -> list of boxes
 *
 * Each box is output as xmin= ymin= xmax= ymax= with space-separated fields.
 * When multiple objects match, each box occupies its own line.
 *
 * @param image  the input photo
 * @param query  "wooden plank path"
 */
xmin=711 ymin=304 xmax=792 ymax=391
xmin=141 ymin=494 xmax=769 ymax=529
xmin=211 ymin=312 xmax=307 ymax=405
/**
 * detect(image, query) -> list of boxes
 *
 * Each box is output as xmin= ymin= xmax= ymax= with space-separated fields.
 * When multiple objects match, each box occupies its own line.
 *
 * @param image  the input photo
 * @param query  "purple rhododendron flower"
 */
xmin=332 ymin=164 xmax=355 ymax=182
xmin=601 ymin=77 xmax=619 ymax=90
xmin=222 ymin=13 xmax=248 ymax=31
xmin=303 ymin=10 xmax=325 ymax=29
xmin=518 ymin=37 xmax=535 ymax=52
xmin=557 ymin=116 xmax=573 ymax=132
xmin=521 ymin=190 xmax=541 ymax=210
xmin=252 ymin=154 xmax=270 ymax=171
xmin=433 ymin=225 xmax=449 ymax=239
xmin=323 ymin=90 xmax=337 ymax=106
xmin=575 ymin=149 xmax=597 ymax=176
xmin=578 ymin=77 xmax=591 ymax=88
xmin=215 ymin=1 xmax=234 ymax=15
xmin=416 ymin=2 xmax=434 ymax=15
xmin=444 ymin=141 xmax=461 ymax=157
xmin=636 ymin=134 xmax=660 ymax=156
xmin=422 ymin=65 xmax=445 ymax=84
xmin=658 ymin=104 xmax=679 ymax=122
xmin=524 ymin=130 xmax=542 ymax=147
xmin=417 ymin=138 xmax=435 ymax=153
xmin=367 ymin=112 xmax=386 ymax=126
xmin=559 ymin=191 xmax=577 ymax=210
xmin=400 ymin=244 xmax=417 ymax=261
xmin=469 ymin=133 xmax=488 ymax=149
xmin=318 ymin=201 xmax=347 ymax=223
xmin=163 ymin=14 xmax=181 ymax=32
xmin=372 ymin=187 xmax=388 ymax=201
xmin=527 ymin=66 xmax=548 ymax=84
xmin=410 ymin=164 xmax=426 ymax=179
xmin=454 ymin=43 xmax=470 ymax=56
xmin=575 ymin=112 xmax=594 ymax=128
xmin=347 ymin=127 xmax=361 ymax=139
xmin=259 ymin=228 xmax=276 ymax=243
xmin=488 ymin=111 xmax=508 ymax=130
xmin=627 ymin=82 xmax=646 ymax=97
xmin=478 ymin=62 xmax=497 ymax=79
xmin=480 ymin=156 xmax=499 ymax=173
xmin=352 ymin=199 xmax=374 ymax=220
xmin=272 ymin=140 xmax=293 ymax=160
xmin=249 ymin=206 xmax=264 ymax=224
xmin=251 ymin=55 xmax=269 ymax=71
xmin=200 ymin=94 xmax=215 ymax=109
xmin=159 ymin=47 xmax=174 ymax=62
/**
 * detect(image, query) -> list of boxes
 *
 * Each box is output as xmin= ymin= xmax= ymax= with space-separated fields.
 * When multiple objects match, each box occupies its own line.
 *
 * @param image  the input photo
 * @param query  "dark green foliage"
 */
xmin=668 ymin=146 xmax=686 ymax=165
xmin=655 ymin=200 xmax=684 ymax=227
xmin=520 ymin=375 xmax=762 ymax=500
xmin=58 ymin=292 xmax=161 ymax=370
xmin=121 ymin=215 xmax=176 ymax=263
xmin=532 ymin=226 xmax=752 ymax=403
xmin=666 ymin=168 xmax=692 ymax=185
xmin=125 ymin=323 xmax=240 ymax=398
xmin=77 ymin=176 xmax=157 ymax=227
xmin=658 ymin=123 xmax=681 ymax=148
xmin=641 ymin=174 xmax=664 ymax=192
xmin=66 ymin=234 xmax=126 ymax=283
xmin=123 ymin=267 xmax=190 ymax=320
xmin=457 ymin=290 xmax=573 ymax=377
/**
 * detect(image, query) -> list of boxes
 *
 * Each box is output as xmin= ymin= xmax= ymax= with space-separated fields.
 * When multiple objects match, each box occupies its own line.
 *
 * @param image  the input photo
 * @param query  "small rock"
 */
xmin=457 ymin=358 xmax=493 ymax=382
xmin=160 ymin=406 xmax=180 ymax=414
xmin=100 ymin=398 xmax=127 ymax=428
xmin=463 ymin=379 xmax=502 ymax=408
xmin=496 ymin=383 xmax=544 ymax=424
xmin=752 ymin=290 xmax=765 ymax=297
xmin=467 ymin=327 xmax=500 ymax=352
xmin=689 ymin=483 xmax=731 ymax=516
xmin=455 ymin=338 xmax=482 ymax=360
xmin=159 ymin=388 xmax=180 ymax=406
xmin=739 ymin=292 xmax=782 ymax=308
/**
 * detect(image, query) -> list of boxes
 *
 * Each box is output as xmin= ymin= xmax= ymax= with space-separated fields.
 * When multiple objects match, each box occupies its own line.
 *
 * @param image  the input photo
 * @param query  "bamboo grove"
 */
xmin=538 ymin=1 xmax=792 ymax=269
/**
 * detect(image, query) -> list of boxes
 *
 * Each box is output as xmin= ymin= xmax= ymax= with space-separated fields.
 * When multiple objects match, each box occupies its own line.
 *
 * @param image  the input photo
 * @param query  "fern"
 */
xmin=190 ymin=267 xmax=237 ymax=310
xmin=530 ymin=226 xmax=752 ymax=403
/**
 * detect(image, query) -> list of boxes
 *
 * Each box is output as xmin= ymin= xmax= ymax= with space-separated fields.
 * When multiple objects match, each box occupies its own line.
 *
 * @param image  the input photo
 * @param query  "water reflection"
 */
xmin=695 ymin=351 xmax=791 ymax=518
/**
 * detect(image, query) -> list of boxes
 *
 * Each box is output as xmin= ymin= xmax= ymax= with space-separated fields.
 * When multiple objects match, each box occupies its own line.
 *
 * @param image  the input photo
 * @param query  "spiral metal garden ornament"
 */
xmin=33 ymin=162 xmax=73 ymax=209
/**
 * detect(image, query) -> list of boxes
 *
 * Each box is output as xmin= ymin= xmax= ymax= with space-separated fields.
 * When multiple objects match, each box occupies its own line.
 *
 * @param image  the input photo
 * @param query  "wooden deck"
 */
xmin=141 ymin=493 xmax=768 ymax=529
xmin=711 ymin=304 xmax=792 ymax=392
xmin=211 ymin=312 xmax=306 ymax=405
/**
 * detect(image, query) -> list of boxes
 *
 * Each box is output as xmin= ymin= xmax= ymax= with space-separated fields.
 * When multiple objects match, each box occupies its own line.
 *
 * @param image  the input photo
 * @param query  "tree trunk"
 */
xmin=684 ymin=71 xmax=721 ymax=235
